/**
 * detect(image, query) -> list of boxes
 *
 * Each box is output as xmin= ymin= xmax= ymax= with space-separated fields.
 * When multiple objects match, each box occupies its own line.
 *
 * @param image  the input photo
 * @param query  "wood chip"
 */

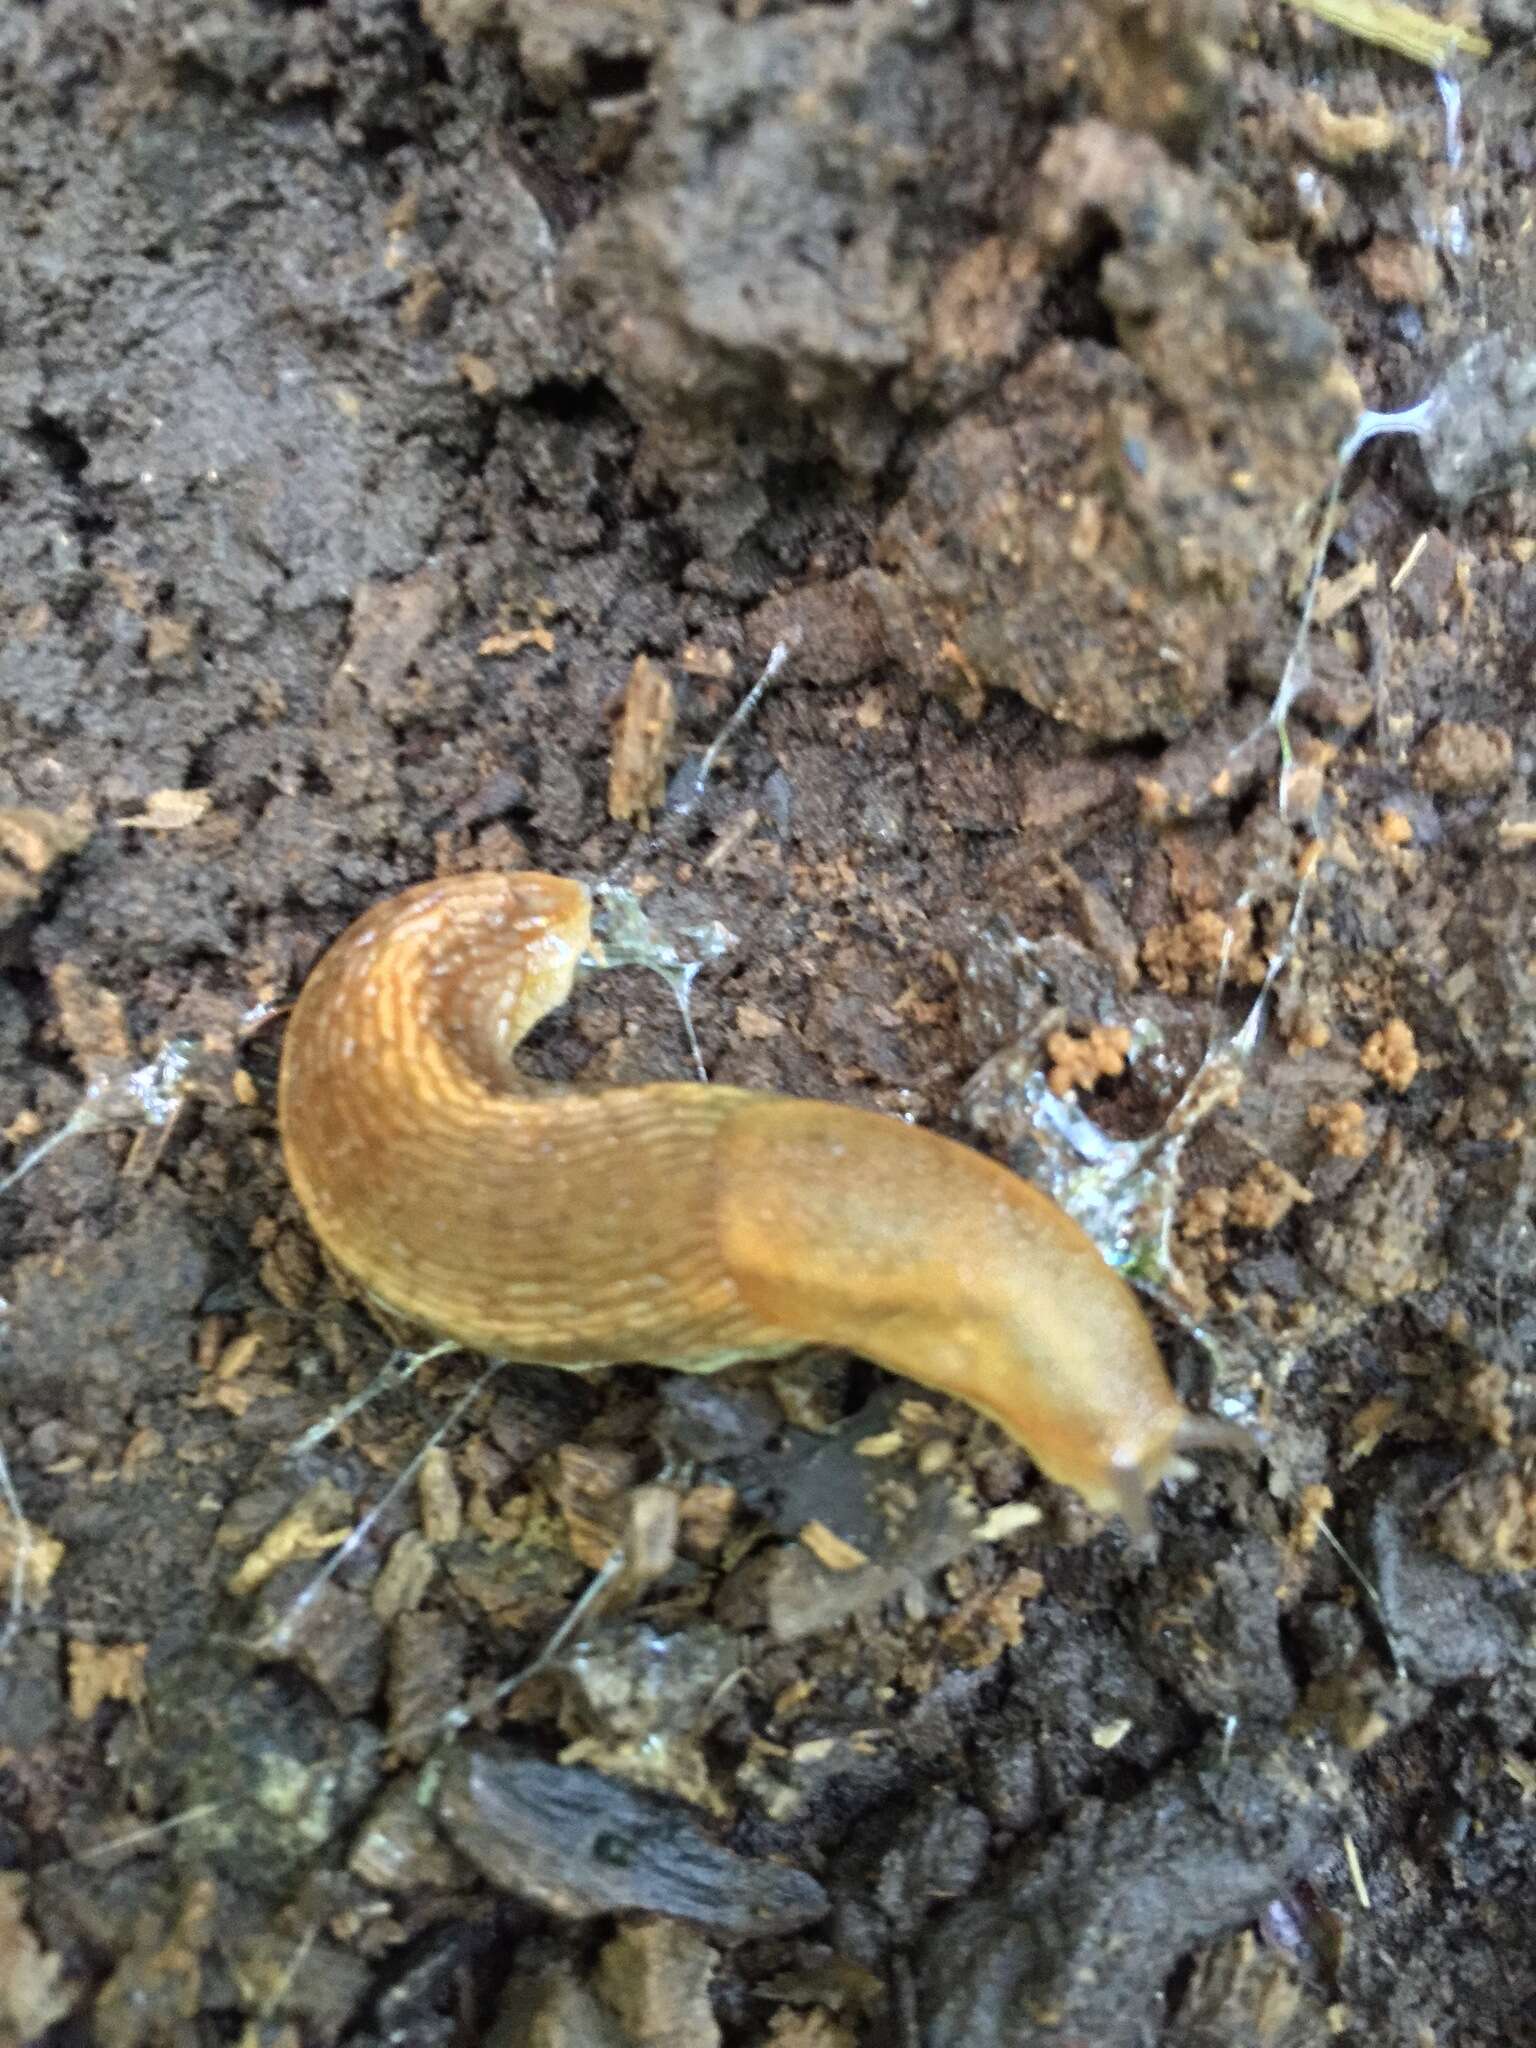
xmin=791 ymin=1738 xmax=837 ymax=1764
xmin=798 ymin=1521 xmax=869 ymax=1572
xmin=680 ymin=642 xmax=734 ymax=679
xmin=0 ymin=801 xmax=92 ymax=876
xmin=678 ymin=1481 xmax=736 ymax=1556
xmin=938 ymin=1564 xmax=1045 ymax=1668
xmin=1345 ymin=1395 xmax=1402 ymax=1466
xmin=212 ymin=1329 xmax=267 ymax=1381
xmin=0 ymin=803 xmax=93 ymax=929
xmin=1357 ymin=236 xmax=1439 ymax=307
xmin=119 ymin=788 xmax=213 ymax=831
xmin=556 ymin=1443 xmax=638 ymax=1569
xmin=0 ymin=1520 xmax=65 ymax=1606
xmin=418 ymin=1445 xmax=464 ymax=1545
xmin=974 ymin=1501 xmax=1045 ymax=1543
xmin=479 ymin=625 xmax=556 ymax=657
xmin=854 ymin=1430 xmax=905 ymax=1459
xmin=0 ymin=1874 xmax=74 ymax=2040
xmin=608 ymin=654 xmax=677 ymax=829
xmin=145 ymin=615 xmax=194 ymax=664
xmin=372 ymin=1531 xmax=439 ymax=1623
xmin=120 ymin=1427 xmax=165 ymax=1479
xmin=227 ymin=1482 xmax=353 ymax=1596
xmin=399 ymin=263 xmax=447 ymax=333
xmin=735 ymin=1002 xmax=783 ymax=1040
xmin=897 ymin=1400 xmax=945 ymax=1429
xmin=1293 ymin=90 xmax=1397 ymax=164
xmin=48 ymin=962 xmax=131 ymax=1070
xmin=1313 ymin=558 xmax=1378 ymax=626
xmin=68 ymin=1640 xmax=148 ymax=1720
xmin=618 ymin=1484 xmax=680 ymax=1589
xmin=596 ymin=1917 xmax=721 ymax=2048
xmin=456 ymin=352 xmax=498 ymax=396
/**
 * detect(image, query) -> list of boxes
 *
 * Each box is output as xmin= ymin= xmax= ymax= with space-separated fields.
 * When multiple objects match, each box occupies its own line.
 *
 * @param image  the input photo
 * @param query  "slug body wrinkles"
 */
xmin=278 ymin=873 xmax=1245 ymax=1527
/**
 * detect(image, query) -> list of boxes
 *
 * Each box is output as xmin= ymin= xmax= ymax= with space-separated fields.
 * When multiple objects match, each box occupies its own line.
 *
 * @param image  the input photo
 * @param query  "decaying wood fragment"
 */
xmin=609 ymin=655 xmax=677 ymax=828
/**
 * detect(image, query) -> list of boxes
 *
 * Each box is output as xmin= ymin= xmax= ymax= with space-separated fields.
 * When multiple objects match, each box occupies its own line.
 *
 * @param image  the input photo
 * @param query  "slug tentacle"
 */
xmin=278 ymin=870 xmax=1252 ymax=1526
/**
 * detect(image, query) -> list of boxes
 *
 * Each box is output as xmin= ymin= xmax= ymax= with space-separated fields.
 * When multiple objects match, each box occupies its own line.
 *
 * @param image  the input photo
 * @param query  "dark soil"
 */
xmin=2 ymin=3 xmax=1535 ymax=2045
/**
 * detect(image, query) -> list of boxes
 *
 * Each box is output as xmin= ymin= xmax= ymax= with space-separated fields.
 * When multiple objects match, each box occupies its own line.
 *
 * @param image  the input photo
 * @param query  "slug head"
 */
xmin=946 ymin=1214 xmax=1261 ymax=1535
xmin=717 ymin=1098 xmax=1257 ymax=1531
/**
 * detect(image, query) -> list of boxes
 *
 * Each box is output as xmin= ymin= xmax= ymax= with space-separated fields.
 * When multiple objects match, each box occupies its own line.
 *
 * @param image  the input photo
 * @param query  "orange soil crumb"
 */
xmin=1361 ymin=1017 xmax=1419 ymax=1092
xmin=1374 ymin=808 xmax=1414 ymax=847
xmin=1456 ymin=1364 xmax=1515 ymax=1451
xmin=1178 ymin=1186 xmax=1230 ymax=1242
xmin=1172 ymin=1187 xmax=1233 ymax=1318
xmin=1044 ymin=1023 xmax=1132 ymax=1097
xmin=1308 ymin=1099 xmax=1372 ymax=1160
xmin=1228 ymin=1159 xmax=1312 ymax=1231
xmin=1430 ymin=1449 xmax=1536 ymax=1574
xmin=1286 ymin=1011 xmax=1332 ymax=1055
xmin=1143 ymin=906 xmax=1261 ymax=995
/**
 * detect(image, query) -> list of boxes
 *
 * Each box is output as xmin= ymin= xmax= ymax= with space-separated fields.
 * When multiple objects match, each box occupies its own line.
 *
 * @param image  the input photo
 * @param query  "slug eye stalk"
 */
xmin=1110 ymin=1415 xmax=1262 ymax=1538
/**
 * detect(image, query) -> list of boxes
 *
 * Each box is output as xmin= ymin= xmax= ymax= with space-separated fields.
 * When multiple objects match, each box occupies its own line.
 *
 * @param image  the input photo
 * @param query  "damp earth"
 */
xmin=2 ymin=3 xmax=1536 ymax=2044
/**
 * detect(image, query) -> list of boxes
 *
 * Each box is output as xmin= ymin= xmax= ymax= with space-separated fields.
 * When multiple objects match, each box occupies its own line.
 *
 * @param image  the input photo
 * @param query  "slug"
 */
xmin=277 ymin=872 xmax=1250 ymax=1530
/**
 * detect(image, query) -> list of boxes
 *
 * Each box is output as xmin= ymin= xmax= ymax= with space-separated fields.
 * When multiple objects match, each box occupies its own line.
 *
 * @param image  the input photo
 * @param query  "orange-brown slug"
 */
xmin=277 ymin=872 xmax=1249 ymax=1529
